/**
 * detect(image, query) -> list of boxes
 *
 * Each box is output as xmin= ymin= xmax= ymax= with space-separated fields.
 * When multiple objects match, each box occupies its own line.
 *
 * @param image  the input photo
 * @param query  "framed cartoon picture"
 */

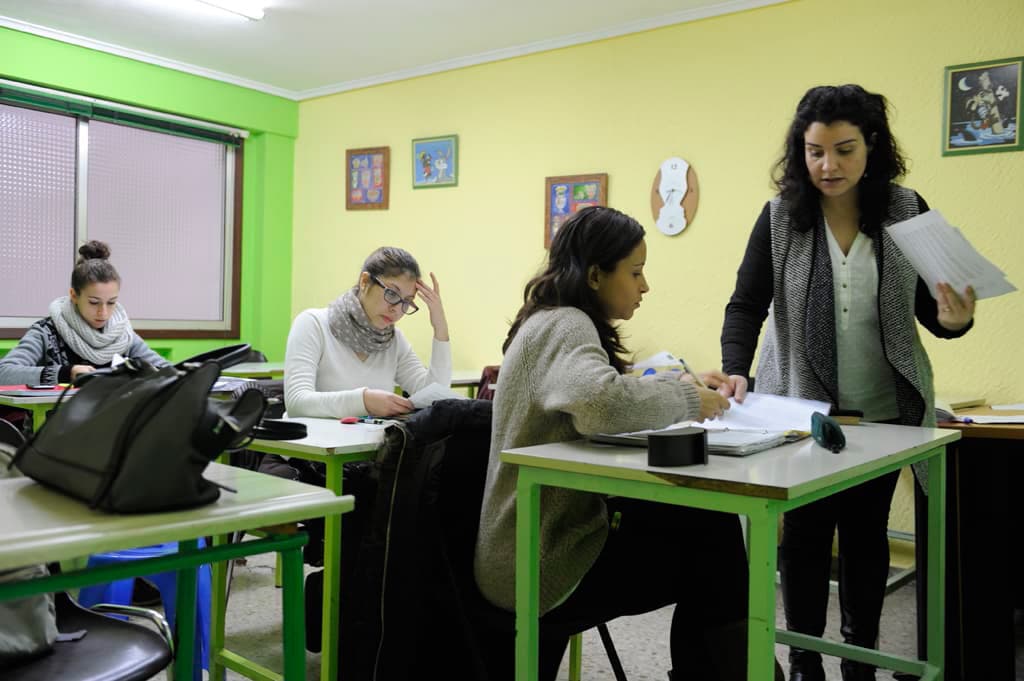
xmin=412 ymin=134 xmax=458 ymax=188
xmin=543 ymin=173 xmax=608 ymax=248
xmin=346 ymin=146 xmax=390 ymax=210
xmin=943 ymin=57 xmax=1022 ymax=156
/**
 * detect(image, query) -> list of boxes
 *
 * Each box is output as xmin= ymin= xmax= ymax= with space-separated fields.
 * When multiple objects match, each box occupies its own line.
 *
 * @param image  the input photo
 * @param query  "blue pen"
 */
xmin=960 ymin=417 xmax=974 ymax=424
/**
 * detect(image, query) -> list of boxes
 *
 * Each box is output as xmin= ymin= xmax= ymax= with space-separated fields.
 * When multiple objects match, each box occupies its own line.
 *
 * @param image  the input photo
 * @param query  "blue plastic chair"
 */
xmin=77 ymin=542 xmax=212 ymax=681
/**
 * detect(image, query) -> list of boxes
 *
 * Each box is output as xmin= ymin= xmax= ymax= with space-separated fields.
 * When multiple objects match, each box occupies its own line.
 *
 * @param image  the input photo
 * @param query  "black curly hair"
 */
xmin=773 ymin=84 xmax=907 ymax=234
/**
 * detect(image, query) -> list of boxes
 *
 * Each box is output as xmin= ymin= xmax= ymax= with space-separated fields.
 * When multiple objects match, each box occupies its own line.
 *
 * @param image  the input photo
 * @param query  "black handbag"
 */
xmin=11 ymin=353 xmax=266 ymax=513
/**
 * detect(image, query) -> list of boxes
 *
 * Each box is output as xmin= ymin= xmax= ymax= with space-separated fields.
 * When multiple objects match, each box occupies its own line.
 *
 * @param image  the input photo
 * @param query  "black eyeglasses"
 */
xmin=371 ymin=275 xmax=419 ymax=315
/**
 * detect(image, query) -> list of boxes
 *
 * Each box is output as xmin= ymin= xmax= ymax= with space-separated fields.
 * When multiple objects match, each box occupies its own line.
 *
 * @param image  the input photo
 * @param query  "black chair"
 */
xmin=3 ymin=592 xmax=174 ymax=681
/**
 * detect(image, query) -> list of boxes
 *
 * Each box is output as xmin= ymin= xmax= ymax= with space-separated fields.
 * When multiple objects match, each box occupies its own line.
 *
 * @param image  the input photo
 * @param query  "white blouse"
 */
xmin=283 ymin=307 xmax=452 ymax=418
xmin=825 ymin=226 xmax=899 ymax=422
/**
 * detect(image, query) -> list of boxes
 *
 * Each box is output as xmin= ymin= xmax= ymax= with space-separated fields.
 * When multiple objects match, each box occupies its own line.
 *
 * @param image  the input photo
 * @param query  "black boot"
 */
xmin=837 ymin=555 xmax=888 ymax=681
xmin=779 ymin=542 xmax=832 ymax=681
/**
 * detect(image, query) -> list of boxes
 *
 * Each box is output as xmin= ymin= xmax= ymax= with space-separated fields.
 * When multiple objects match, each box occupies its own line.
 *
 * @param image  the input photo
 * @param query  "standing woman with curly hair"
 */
xmin=0 ymin=240 xmax=169 ymax=390
xmin=718 ymin=85 xmax=976 ymax=681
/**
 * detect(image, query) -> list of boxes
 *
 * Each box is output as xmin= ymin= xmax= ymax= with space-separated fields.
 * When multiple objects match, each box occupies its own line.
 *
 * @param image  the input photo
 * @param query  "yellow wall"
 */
xmin=293 ymin=0 xmax=1023 ymax=407
xmin=293 ymin=0 xmax=1023 ymax=537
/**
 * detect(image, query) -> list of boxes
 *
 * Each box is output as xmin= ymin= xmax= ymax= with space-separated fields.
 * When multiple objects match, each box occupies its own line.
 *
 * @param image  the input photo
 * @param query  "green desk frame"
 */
xmin=240 ymin=441 xmax=374 ymax=681
xmin=0 ymin=535 xmax=307 ymax=681
xmin=509 ymin=438 xmax=950 ymax=681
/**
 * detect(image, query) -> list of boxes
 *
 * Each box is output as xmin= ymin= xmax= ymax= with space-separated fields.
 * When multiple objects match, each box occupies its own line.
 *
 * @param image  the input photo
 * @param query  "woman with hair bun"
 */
xmin=0 ymin=240 xmax=169 ymax=388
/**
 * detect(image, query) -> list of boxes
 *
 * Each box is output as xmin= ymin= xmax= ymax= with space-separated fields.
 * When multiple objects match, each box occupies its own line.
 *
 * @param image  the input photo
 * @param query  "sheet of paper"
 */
xmin=699 ymin=392 xmax=830 ymax=432
xmin=631 ymin=351 xmax=683 ymax=370
xmin=111 ymin=353 xmax=126 ymax=368
xmin=409 ymin=383 xmax=467 ymax=409
xmin=961 ymin=414 xmax=1024 ymax=424
xmin=991 ymin=403 xmax=1024 ymax=410
xmin=887 ymin=210 xmax=1016 ymax=300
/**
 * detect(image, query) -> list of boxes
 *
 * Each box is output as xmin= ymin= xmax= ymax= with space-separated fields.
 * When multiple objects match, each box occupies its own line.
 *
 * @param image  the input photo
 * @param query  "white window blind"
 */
xmin=0 ymin=104 xmax=76 ymax=318
xmin=0 ymin=80 xmax=242 ymax=338
xmin=87 ymin=122 xmax=228 ymax=323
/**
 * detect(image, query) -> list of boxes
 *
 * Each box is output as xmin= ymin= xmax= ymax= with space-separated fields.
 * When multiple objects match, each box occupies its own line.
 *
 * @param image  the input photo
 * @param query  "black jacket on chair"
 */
xmin=339 ymin=398 xmax=497 ymax=681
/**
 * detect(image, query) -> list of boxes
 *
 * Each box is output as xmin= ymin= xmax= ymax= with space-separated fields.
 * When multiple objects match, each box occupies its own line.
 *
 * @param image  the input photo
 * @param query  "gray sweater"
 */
xmin=473 ymin=307 xmax=702 ymax=614
xmin=0 ymin=318 xmax=167 ymax=386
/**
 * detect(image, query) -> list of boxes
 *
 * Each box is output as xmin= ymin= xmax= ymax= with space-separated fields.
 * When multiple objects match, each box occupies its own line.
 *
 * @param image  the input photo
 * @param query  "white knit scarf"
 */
xmin=327 ymin=288 xmax=395 ymax=355
xmin=48 ymin=296 xmax=134 ymax=365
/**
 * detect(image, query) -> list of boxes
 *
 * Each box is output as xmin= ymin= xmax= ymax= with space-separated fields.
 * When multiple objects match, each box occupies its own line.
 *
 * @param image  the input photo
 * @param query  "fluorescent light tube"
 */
xmin=196 ymin=0 xmax=265 ymax=20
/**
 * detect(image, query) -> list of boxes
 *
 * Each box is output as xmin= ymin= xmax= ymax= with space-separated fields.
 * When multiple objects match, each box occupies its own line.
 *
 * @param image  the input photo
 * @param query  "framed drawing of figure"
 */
xmin=544 ymin=173 xmax=608 ymax=248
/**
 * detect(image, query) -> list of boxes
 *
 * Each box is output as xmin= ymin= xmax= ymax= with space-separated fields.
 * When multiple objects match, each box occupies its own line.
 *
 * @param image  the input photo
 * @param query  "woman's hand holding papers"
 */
xmin=936 ymin=282 xmax=976 ymax=331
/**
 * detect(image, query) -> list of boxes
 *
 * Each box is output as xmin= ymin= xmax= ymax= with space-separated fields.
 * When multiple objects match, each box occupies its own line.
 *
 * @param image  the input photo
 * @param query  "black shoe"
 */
xmin=131 ymin=578 xmax=163 ymax=607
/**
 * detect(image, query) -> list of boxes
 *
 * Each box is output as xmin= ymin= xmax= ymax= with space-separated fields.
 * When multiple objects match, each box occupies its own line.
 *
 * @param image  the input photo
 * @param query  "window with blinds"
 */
xmin=0 ymin=85 xmax=243 ymax=338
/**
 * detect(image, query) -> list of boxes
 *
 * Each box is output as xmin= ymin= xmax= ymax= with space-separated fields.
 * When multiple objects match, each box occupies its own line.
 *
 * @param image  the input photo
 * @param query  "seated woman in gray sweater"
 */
xmin=474 ymin=206 xmax=780 ymax=680
xmin=0 ymin=240 xmax=168 ymax=388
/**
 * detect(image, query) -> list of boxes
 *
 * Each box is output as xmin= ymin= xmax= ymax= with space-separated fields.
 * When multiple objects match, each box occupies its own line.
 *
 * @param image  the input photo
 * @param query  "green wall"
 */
xmin=0 ymin=27 xmax=298 ymax=361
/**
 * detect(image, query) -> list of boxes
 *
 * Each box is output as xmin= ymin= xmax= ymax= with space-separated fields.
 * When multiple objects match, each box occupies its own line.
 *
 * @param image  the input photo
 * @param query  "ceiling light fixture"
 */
xmin=195 ymin=0 xmax=265 ymax=21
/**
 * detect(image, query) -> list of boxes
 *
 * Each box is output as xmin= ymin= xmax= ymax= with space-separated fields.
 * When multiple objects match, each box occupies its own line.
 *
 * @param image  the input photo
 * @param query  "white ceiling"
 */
xmin=0 ymin=0 xmax=784 ymax=100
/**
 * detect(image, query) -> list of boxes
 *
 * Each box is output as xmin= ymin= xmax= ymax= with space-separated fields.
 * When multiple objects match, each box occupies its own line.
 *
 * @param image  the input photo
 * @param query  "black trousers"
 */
xmin=779 ymin=469 xmax=900 ymax=673
xmin=535 ymin=497 xmax=750 ymax=680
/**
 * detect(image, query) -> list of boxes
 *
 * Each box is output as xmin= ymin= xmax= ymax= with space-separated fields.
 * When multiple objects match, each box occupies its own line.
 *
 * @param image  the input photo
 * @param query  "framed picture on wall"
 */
xmin=346 ymin=146 xmax=390 ymax=210
xmin=412 ymin=134 xmax=458 ymax=188
xmin=543 ymin=173 xmax=608 ymax=248
xmin=943 ymin=57 xmax=1022 ymax=156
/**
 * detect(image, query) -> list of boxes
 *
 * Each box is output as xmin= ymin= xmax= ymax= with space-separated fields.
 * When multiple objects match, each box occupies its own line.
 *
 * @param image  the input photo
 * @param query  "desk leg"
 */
xmin=175 ymin=538 xmax=200 ymax=681
xmin=281 ymin=543 xmax=307 ymax=680
xmin=210 ymin=534 xmax=228 ymax=681
xmin=746 ymin=505 xmax=778 ymax=681
xmin=515 ymin=468 xmax=542 ymax=681
xmin=321 ymin=459 xmax=343 ymax=681
xmin=30 ymin=404 xmax=50 ymax=431
xmin=926 ymin=449 xmax=947 ymax=679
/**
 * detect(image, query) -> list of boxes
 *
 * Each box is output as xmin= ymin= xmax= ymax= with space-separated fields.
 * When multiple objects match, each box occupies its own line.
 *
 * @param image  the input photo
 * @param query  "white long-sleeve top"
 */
xmin=283 ymin=308 xmax=452 ymax=418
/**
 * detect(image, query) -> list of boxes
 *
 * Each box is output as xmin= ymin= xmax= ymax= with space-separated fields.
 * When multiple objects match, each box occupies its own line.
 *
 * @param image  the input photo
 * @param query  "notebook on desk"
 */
xmin=590 ymin=428 xmax=790 ymax=457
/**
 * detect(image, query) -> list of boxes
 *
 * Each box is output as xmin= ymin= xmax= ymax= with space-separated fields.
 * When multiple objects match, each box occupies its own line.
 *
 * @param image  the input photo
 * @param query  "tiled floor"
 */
xmin=152 ymin=552 xmax=1022 ymax=680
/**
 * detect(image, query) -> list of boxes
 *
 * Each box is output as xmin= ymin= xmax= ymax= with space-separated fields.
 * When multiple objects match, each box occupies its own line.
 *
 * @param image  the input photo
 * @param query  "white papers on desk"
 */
xmin=887 ymin=210 xmax=1016 ymax=300
xmin=591 ymin=425 xmax=787 ymax=456
xmin=961 ymin=414 xmax=1024 ymax=424
xmin=992 ymin=403 xmax=1024 ymax=410
xmin=212 ymin=376 xmax=255 ymax=393
xmin=631 ymin=351 xmax=684 ymax=371
xmin=409 ymin=383 xmax=467 ymax=409
xmin=700 ymin=393 xmax=830 ymax=433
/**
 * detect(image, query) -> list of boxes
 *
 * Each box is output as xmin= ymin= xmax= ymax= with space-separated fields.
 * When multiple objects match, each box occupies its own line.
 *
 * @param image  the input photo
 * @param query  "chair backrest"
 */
xmin=476 ymin=365 xmax=500 ymax=401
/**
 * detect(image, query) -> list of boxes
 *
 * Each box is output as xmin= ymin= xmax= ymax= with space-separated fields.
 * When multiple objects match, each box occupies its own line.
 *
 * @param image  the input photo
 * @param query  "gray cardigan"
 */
xmin=473 ymin=307 xmax=702 ymax=614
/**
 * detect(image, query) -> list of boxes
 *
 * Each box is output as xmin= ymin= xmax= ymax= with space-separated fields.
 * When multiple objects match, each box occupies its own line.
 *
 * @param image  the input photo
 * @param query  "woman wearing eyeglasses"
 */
xmin=283 ymin=246 xmax=451 ymax=418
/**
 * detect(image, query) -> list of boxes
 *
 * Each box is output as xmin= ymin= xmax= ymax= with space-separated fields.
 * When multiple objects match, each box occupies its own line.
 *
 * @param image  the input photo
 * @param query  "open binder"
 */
xmin=590 ymin=428 xmax=789 ymax=457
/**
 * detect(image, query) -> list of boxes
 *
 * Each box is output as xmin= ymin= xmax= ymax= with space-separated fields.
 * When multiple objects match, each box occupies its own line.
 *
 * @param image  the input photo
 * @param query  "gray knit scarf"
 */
xmin=48 ymin=296 xmax=134 ymax=365
xmin=327 ymin=288 xmax=395 ymax=355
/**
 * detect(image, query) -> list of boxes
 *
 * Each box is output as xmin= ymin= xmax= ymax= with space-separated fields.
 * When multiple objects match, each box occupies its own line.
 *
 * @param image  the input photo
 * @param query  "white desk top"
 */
xmin=0 ymin=391 xmax=69 ymax=406
xmin=250 ymin=416 xmax=384 ymax=457
xmin=222 ymin=361 xmax=286 ymax=378
xmin=0 ymin=462 xmax=354 ymax=570
xmin=450 ymin=369 xmax=482 ymax=387
xmin=503 ymin=423 xmax=960 ymax=500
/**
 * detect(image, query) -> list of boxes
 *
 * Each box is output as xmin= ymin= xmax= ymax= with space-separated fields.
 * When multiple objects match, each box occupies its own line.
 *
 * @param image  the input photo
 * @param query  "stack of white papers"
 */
xmin=887 ymin=210 xmax=1016 ymax=300
xmin=700 ymin=393 xmax=830 ymax=432
xmin=592 ymin=393 xmax=829 ymax=456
